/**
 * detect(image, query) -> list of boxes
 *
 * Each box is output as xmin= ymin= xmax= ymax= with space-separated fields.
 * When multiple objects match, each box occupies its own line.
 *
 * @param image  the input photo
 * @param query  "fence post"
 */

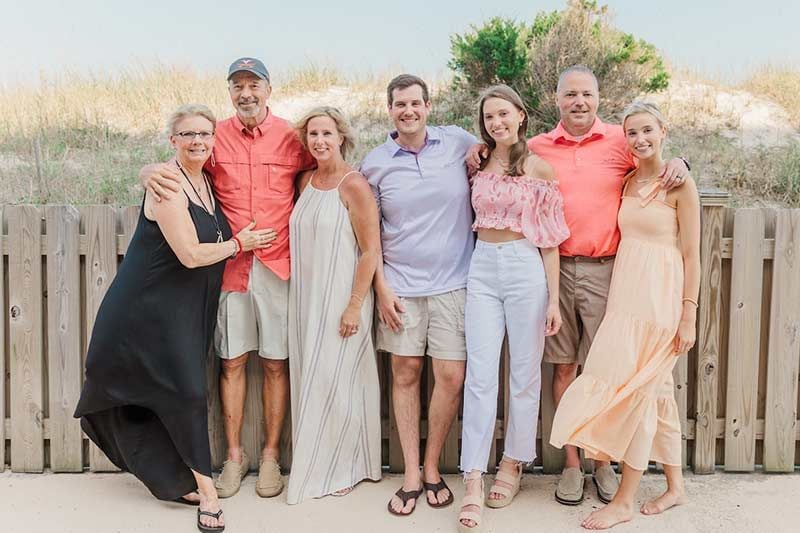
xmin=694 ymin=188 xmax=730 ymax=473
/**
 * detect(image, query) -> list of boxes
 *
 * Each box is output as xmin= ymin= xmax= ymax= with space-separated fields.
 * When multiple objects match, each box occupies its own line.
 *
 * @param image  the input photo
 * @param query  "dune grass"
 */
xmin=0 ymin=63 xmax=799 ymax=206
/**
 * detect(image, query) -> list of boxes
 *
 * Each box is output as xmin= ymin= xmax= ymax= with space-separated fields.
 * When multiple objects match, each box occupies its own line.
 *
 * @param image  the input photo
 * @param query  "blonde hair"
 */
xmin=295 ymin=106 xmax=355 ymax=159
xmin=166 ymin=104 xmax=216 ymax=135
xmin=621 ymin=101 xmax=668 ymax=130
xmin=477 ymin=84 xmax=530 ymax=177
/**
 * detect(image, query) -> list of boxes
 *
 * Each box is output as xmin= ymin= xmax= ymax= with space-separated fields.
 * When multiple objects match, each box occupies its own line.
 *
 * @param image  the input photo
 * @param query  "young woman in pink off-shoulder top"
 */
xmin=457 ymin=85 xmax=570 ymax=533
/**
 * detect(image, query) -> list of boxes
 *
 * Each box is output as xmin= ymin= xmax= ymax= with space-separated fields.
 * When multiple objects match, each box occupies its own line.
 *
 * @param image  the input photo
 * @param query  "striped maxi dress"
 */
xmin=287 ymin=172 xmax=382 ymax=504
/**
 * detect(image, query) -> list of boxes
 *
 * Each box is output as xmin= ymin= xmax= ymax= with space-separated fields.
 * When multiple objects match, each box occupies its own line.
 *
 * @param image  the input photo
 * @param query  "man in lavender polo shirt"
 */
xmin=360 ymin=74 xmax=477 ymax=516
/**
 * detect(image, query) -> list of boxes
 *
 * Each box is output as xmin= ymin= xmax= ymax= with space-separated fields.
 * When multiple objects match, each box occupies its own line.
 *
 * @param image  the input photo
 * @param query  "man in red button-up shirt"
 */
xmin=140 ymin=57 xmax=313 ymax=501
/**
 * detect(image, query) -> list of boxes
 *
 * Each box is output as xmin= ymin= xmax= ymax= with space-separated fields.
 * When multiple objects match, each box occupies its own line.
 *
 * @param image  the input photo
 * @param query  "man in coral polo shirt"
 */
xmin=530 ymin=65 xmax=690 ymax=506
xmin=140 ymin=57 xmax=313 ymax=501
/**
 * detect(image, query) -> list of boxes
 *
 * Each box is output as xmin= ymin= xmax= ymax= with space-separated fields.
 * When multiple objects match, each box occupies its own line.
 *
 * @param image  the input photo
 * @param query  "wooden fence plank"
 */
xmin=763 ymin=210 xmax=800 ymax=472
xmin=119 ymin=206 xmax=140 ymax=252
xmin=540 ymin=363 xmax=565 ymax=474
xmin=724 ymin=209 xmax=764 ymax=471
xmin=673 ymin=355 xmax=689 ymax=467
xmin=83 ymin=206 xmax=120 ymax=472
xmin=8 ymin=206 xmax=45 ymax=472
xmin=45 ymin=206 xmax=83 ymax=471
xmin=0 ymin=207 xmax=5 ymax=472
xmin=694 ymin=197 xmax=727 ymax=473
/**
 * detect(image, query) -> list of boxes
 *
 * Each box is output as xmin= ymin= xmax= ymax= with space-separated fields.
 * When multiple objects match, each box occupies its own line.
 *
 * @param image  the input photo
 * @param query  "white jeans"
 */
xmin=460 ymin=239 xmax=549 ymax=473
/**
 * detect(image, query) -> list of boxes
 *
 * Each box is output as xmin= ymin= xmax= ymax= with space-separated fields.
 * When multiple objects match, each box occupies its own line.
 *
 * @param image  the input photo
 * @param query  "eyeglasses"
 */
xmin=174 ymin=131 xmax=214 ymax=140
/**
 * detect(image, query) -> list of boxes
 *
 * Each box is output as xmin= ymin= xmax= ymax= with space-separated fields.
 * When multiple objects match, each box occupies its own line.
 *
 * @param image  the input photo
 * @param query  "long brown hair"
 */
xmin=477 ymin=84 xmax=529 ymax=176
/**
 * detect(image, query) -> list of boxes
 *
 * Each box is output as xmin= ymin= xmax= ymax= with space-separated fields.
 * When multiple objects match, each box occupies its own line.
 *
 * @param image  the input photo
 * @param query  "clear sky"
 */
xmin=1 ymin=0 xmax=796 ymax=85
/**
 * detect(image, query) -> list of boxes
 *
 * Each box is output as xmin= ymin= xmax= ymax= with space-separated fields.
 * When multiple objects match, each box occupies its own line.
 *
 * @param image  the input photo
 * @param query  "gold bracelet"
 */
xmin=682 ymin=297 xmax=698 ymax=307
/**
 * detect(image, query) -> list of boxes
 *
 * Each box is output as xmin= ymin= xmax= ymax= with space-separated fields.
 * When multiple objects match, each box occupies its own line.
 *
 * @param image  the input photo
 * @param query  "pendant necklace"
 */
xmin=177 ymin=162 xmax=224 ymax=243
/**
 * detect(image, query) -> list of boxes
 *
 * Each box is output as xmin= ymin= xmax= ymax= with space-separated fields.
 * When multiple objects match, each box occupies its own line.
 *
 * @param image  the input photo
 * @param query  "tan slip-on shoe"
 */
xmin=554 ymin=467 xmax=585 ymax=505
xmin=593 ymin=464 xmax=619 ymax=504
xmin=256 ymin=457 xmax=284 ymax=498
xmin=215 ymin=451 xmax=249 ymax=499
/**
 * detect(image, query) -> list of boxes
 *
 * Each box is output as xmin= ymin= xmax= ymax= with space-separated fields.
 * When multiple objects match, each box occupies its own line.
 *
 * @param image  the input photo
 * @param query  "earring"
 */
xmin=211 ymin=151 xmax=216 ymax=167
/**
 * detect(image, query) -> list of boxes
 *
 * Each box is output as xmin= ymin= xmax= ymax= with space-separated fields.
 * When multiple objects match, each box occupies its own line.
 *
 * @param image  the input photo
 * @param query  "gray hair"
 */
xmin=622 ymin=101 xmax=668 ymax=129
xmin=166 ymin=104 xmax=216 ymax=135
xmin=556 ymin=65 xmax=599 ymax=94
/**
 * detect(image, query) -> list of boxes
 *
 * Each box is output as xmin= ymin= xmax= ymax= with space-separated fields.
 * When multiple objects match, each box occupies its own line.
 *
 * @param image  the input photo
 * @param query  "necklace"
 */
xmin=176 ymin=162 xmax=224 ymax=243
xmin=491 ymin=153 xmax=511 ymax=170
xmin=634 ymin=165 xmax=666 ymax=183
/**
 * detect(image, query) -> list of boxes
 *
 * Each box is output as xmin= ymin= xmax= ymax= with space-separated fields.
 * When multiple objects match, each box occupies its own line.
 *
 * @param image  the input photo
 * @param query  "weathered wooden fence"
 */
xmin=1 ymin=192 xmax=799 ymax=474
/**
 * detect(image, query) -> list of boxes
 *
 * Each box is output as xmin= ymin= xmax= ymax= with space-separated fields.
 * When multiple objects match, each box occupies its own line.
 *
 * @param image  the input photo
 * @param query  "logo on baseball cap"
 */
xmin=227 ymin=57 xmax=270 ymax=82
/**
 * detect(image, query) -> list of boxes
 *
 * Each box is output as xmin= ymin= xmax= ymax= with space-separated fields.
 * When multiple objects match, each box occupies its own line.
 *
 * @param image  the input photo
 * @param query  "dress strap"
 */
xmin=336 ymin=170 xmax=360 ymax=189
xmin=637 ymin=180 xmax=667 ymax=206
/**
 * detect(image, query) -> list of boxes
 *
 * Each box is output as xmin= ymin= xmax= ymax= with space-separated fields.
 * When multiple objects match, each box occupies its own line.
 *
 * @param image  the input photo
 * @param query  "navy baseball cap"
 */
xmin=227 ymin=57 xmax=270 ymax=82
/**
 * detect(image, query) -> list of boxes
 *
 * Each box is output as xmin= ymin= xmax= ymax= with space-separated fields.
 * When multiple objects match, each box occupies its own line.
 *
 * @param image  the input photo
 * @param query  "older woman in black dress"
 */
xmin=74 ymin=104 xmax=275 ymax=532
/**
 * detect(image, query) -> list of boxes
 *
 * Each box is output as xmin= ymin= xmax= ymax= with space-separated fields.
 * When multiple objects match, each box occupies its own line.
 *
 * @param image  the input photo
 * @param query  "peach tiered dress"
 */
xmin=549 ymin=177 xmax=683 ymax=470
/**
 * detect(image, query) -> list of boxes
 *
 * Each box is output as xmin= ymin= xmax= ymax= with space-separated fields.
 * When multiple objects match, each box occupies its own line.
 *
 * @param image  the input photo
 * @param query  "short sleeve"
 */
xmin=521 ymin=181 xmax=570 ymax=248
xmin=446 ymin=125 xmax=478 ymax=154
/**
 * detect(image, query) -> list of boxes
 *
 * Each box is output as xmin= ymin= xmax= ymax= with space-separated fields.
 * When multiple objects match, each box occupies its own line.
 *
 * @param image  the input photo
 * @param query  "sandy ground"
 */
xmin=4 ymin=470 xmax=799 ymax=533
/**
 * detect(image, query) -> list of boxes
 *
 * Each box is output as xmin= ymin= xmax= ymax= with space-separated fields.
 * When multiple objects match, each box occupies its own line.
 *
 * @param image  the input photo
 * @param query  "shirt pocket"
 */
xmin=211 ymin=148 xmax=245 ymax=192
xmin=261 ymin=154 xmax=301 ymax=195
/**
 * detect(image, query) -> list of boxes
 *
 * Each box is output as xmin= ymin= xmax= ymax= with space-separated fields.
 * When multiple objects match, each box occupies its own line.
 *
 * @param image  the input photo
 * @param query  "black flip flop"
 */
xmin=387 ymin=486 xmax=424 ymax=516
xmin=197 ymin=508 xmax=224 ymax=532
xmin=173 ymin=491 xmax=200 ymax=506
xmin=423 ymin=478 xmax=455 ymax=508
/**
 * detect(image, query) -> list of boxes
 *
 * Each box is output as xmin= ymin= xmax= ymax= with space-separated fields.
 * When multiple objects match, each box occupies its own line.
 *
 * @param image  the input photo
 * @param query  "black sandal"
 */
xmin=173 ymin=491 xmax=200 ymax=506
xmin=386 ymin=486 xmax=424 ymax=516
xmin=423 ymin=478 xmax=455 ymax=508
xmin=197 ymin=508 xmax=224 ymax=532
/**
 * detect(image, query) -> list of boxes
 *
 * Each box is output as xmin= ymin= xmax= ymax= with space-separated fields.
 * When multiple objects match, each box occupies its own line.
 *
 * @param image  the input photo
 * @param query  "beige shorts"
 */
xmin=544 ymin=256 xmax=614 ymax=366
xmin=215 ymin=258 xmax=289 ymax=360
xmin=376 ymin=289 xmax=467 ymax=361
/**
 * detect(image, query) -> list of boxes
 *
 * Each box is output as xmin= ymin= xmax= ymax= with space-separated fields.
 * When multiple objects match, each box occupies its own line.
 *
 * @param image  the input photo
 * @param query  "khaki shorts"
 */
xmin=376 ymin=289 xmax=467 ymax=361
xmin=215 ymin=258 xmax=289 ymax=360
xmin=544 ymin=256 xmax=614 ymax=366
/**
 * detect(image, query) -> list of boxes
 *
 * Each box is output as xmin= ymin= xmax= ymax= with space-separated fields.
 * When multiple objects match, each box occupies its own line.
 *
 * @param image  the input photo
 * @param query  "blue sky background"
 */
xmin=1 ymin=0 xmax=796 ymax=85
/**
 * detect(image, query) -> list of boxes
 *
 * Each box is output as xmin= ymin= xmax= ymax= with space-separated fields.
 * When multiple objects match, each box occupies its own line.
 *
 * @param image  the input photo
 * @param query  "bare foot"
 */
xmin=640 ymin=489 xmax=687 ymax=515
xmin=422 ymin=471 xmax=451 ymax=505
xmin=388 ymin=478 xmax=422 ymax=515
xmin=181 ymin=491 xmax=201 ymax=504
xmin=332 ymin=486 xmax=354 ymax=497
xmin=459 ymin=477 xmax=483 ymax=529
xmin=488 ymin=459 xmax=521 ymax=502
xmin=581 ymin=501 xmax=633 ymax=530
xmin=198 ymin=497 xmax=225 ymax=530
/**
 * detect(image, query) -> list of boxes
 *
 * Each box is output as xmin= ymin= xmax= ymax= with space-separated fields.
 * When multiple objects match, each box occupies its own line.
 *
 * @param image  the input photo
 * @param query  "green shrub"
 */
xmin=448 ymin=17 xmax=531 ymax=89
xmin=447 ymin=1 xmax=670 ymax=134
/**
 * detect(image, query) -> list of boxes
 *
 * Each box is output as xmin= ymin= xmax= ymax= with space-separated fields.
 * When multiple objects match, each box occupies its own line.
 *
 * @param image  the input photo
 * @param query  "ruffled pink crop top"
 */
xmin=471 ymin=171 xmax=570 ymax=248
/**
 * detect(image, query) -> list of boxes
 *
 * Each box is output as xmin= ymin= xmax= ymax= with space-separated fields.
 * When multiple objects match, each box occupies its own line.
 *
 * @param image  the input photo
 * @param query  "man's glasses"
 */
xmin=174 ymin=131 xmax=214 ymax=140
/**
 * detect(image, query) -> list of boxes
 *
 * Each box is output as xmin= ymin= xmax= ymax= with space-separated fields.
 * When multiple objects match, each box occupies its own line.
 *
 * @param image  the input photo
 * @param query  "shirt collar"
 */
xmin=546 ymin=118 xmax=609 ymax=144
xmin=235 ymin=107 xmax=273 ymax=137
xmin=385 ymin=126 xmax=441 ymax=156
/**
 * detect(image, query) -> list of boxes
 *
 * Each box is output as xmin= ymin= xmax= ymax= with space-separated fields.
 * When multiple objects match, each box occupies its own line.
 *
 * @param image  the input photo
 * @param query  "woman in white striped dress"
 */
xmin=287 ymin=106 xmax=382 ymax=504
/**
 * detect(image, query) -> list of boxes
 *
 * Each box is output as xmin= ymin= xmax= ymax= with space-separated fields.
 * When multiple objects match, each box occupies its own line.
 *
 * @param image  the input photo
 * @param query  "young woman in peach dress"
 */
xmin=550 ymin=101 xmax=700 ymax=530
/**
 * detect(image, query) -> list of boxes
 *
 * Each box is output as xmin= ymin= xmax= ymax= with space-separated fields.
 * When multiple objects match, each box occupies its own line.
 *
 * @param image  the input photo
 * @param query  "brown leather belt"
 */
xmin=561 ymin=255 xmax=616 ymax=263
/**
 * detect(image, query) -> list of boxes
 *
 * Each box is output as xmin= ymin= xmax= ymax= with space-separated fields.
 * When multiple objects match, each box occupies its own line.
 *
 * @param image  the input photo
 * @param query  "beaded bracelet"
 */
xmin=231 ymin=236 xmax=243 ymax=258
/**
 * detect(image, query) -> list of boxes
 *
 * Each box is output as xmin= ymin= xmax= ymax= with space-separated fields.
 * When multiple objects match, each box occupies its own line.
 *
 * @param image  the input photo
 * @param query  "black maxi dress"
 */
xmin=74 ymin=189 xmax=232 ymax=501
